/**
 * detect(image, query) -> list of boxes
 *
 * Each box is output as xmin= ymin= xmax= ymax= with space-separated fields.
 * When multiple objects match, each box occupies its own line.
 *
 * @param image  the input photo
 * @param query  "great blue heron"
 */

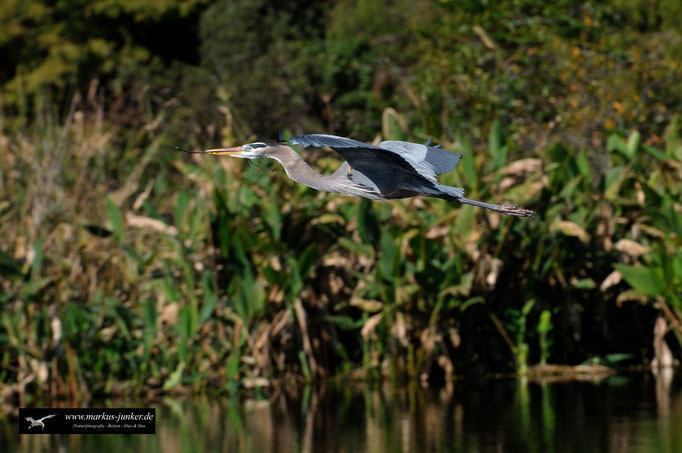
xmin=25 ymin=414 xmax=57 ymax=430
xmin=177 ymin=134 xmax=534 ymax=217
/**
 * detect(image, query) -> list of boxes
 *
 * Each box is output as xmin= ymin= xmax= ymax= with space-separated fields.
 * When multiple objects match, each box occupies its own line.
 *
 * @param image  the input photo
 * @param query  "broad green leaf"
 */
xmin=573 ymin=278 xmax=596 ymax=289
xmin=179 ymin=302 xmax=197 ymax=338
xmin=163 ymin=361 xmax=186 ymax=390
xmin=614 ymin=264 xmax=664 ymax=297
xmin=225 ymin=352 xmax=241 ymax=380
xmin=575 ymin=150 xmax=592 ymax=184
xmin=174 ymin=189 xmax=189 ymax=235
xmin=288 ymin=257 xmax=303 ymax=296
xmin=262 ymin=266 xmax=283 ymax=285
xmin=379 ymin=230 xmax=398 ymax=278
xmin=559 ymin=176 xmax=582 ymax=199
xmin=198 ymin=272 xmax=217 ymax=324
xmin=299 ymin=350 xmax=311 ymax=381
xmin=142 ymin=298 xmax=157 ymax=355
xmin=672 ymin=253 xmax=682 ymax=281
xmin=604 ymin=165 xmax=625 ymax=200
xmin=173 ymin=190 xmax=189 ymax=231
xmin=298 ymin=244 xmax=317 ymax=280
xmin=455 ymin=205 xmax=475 ymax=237
xmin=30 ymin=238 xmax=45 ymax=279
xmin=325 ymin=315 xmax=364 ymax=330
xmin=643 ymin=144 xmax=669 ymax=161
xmin=264 ymin=189 xmax=281 ymax=240
xmin=106 ymin=197 xmax=124 ymax=242
xmin=459 ymin=296 xmax=485 ymax=311
xmin=625 ymin=130 xmax=640 ymax=159
xmin=521 ymin=299 xmax=535 ymax=316
xmin=537 ymin=310 xmax=553 ymax=334
xmin=664 ymin=114 xmax=681 ymax=159
xmin=489 ymin=120 xmax=507 ymax=171
xmin=338 ymin=237 xmax=375 ymax=259
xmin=357 ymin=198 xmax=378 ymax=244
xmin=188 ymin=195 xmax=205 ymax=241
xmin=457 ymin=131 xmax=478 ymax=191
xmin=382 ymin=108 xmax=408 ymax=141
xmin=607 ymin=134 xmax=627 ymax=155
xmin=246 ymin=281 xmax=264 ymax=316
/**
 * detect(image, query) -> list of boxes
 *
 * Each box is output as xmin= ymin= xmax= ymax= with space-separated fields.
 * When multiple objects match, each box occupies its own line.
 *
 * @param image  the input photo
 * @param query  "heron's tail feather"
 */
xmin=436 ymin=184 xmax=465 ymax=199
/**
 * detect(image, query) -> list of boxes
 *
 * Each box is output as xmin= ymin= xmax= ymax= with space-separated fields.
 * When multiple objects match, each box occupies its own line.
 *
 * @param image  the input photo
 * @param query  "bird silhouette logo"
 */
xmin=24 ymin=414 xmax=57 ymax=430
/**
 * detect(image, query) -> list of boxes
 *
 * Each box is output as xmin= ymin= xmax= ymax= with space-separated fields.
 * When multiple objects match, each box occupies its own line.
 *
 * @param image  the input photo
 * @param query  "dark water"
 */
xmin=3 ymin=371 xmax=681 ymax=453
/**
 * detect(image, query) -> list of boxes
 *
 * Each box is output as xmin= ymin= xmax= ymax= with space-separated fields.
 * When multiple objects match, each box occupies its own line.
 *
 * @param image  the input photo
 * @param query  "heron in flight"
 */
xmin=25 ymin=414 xmax=57 ymax=430
xmin=177 ymin=134 xmax=534 ymax=217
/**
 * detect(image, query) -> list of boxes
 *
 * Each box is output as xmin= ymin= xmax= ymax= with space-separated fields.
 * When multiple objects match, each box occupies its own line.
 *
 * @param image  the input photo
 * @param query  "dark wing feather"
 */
xmin=289 ymin=134 xmax=380 ymax=150
xmin=289 ymin=134 xmax=444 ymax=197
xmin=289 ymin=134 xmax=421 ymax=176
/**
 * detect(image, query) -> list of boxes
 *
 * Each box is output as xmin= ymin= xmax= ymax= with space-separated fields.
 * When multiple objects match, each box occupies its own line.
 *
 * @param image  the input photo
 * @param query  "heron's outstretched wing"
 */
xmin=38 ymin=414 xmax=57 ymax=422
xmin=379 ymin=141 xmax=462 ymax=178
xmin=288 ymin=134 xmax=379 ymax=150
xmin=289 ymin=134 xmax=461 ymax=183
xmin=289 ymin=134 xmax=463 ymax=198
xmin=288 ymin=134 xmax=421 ymax=177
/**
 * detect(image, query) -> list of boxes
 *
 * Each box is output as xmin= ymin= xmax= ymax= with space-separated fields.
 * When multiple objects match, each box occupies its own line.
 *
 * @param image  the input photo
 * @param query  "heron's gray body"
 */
xmin=287 ymin=134 xmax=464 ymax=200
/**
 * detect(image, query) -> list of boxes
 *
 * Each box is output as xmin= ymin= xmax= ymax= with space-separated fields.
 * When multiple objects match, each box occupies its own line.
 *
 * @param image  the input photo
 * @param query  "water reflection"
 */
xmin=3 ymin=372 xmax=681 ymax=453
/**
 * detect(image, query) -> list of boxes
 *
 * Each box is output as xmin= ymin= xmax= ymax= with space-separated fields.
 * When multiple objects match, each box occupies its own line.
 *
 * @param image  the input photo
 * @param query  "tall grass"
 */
xmin=1 ymin=96 xmax=681 ymax=403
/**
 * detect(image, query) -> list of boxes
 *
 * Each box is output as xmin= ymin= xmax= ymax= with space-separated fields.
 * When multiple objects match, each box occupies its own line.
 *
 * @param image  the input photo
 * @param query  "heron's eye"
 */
xmin=243 ymin=145 xmax=253 ymax=151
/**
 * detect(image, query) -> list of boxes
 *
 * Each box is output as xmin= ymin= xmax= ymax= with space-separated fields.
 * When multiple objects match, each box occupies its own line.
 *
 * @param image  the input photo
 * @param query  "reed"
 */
xmin=1 ymin=94 xmax=681 ymax=403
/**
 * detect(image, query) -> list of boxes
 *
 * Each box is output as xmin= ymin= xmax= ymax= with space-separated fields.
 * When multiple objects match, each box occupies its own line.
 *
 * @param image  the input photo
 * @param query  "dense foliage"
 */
xmin=1 ymin=0 xmax=681 ymax=401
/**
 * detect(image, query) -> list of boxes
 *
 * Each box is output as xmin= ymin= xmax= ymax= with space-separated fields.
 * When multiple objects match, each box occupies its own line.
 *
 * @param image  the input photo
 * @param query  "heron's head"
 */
xmin=176 ymin=142 xmax=278 ymax=159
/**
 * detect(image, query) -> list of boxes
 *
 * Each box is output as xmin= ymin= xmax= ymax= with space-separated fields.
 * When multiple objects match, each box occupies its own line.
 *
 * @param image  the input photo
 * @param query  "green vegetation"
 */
xmin=1 ymin=0 xmax=682 ymax=401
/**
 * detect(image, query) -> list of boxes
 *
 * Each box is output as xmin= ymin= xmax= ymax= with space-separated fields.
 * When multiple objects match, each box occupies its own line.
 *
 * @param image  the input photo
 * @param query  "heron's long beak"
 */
xmin=174 ymin=146 xmax=244 ymax=156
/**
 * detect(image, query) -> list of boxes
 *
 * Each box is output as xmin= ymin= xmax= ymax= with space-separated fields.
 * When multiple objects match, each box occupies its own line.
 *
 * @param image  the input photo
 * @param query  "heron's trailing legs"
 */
xmin=454 ymin=197 xmax=535 ymax=217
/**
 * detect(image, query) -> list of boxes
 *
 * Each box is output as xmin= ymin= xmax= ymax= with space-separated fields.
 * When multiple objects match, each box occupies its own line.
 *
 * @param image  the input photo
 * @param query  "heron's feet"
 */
xmin=499 ymin=205 xmax=535 ymax=218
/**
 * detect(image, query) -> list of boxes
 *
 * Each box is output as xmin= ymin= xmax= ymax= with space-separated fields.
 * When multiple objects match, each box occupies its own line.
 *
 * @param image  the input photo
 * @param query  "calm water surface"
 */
xmin=3 ymin=371 xmax=681 ymax=452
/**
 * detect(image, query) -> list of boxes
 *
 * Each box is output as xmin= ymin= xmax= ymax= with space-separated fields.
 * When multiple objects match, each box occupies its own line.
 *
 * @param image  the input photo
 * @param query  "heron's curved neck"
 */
xmin=269 ymin=145 xmax=339 ymax=193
